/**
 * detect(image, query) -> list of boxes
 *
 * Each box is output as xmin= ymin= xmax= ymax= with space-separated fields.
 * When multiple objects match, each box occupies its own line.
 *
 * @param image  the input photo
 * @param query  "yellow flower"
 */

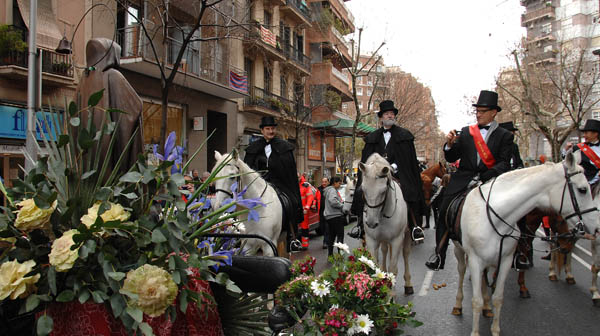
xmin=0 ymin=260 xmax=40 ymax=300
xmin=81 ymin=202 xmax=131 ymax=232
xmin=49 ymin=230 xmax=80 ymax=272
xmin=122 ymin=264 xmax=178 ymax=317
xmin=14 ymin=199 xmax=57 ymax=232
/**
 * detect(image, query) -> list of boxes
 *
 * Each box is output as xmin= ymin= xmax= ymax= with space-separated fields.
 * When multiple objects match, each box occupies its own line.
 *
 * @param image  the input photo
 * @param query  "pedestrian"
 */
xmin=323 ymin=176 xmax=346 ymax=257
xmin=200 ymin=171 xmax=215 ymax=195
xmin=180 ymin=175 xmax=195 ymax=203
xmin=499 ymin=121 xmax=524 ymax=169
xmin=426 ymin=90 xmax=514 ymax=271
xmin=315 ymin=177 xmax=330 ymax=249
xmin=192 ymin=169 xmax=200 ymax=181
xmin=244 ymin=116 xmax=304 ymax=252
xmin=298 ymin=173 xmax=315 ymax=250
xmin=351 ymin=100 xmax=426 ymax=242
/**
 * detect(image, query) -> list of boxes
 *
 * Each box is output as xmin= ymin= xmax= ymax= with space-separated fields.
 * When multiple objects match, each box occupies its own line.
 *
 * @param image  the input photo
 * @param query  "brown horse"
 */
xmin=421 ymin=162 xmax=447 ymax=228
xmin=516 ymin=209 xmax=575 ymax=298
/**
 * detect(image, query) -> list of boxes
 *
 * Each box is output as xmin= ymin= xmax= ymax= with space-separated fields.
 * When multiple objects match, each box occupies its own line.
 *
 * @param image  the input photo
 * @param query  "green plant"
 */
xmin=325 ymin=90 xmax=342 ymax=111
xmin=0 ymin=90 xmax=265 ymax=335
xmin=0 ymin=25 xmax=27 ymax=57
xmin=275 ymin=245 xmax=422 ymax=335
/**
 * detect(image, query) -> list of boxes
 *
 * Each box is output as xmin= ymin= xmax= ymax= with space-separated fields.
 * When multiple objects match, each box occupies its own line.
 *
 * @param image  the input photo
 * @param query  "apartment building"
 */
xmin=305 ymin=0 xmax=354 ymax=180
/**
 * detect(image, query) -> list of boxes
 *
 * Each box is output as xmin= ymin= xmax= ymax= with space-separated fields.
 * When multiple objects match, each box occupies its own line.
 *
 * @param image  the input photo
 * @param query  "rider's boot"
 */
xmin=425 ymin=253 xmax=445 ymax=271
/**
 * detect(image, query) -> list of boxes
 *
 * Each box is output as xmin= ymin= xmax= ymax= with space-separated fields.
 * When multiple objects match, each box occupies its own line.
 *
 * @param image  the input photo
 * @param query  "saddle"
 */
xmin=270 ymin=184 xmax=298 ymax=234
xmin=445 ymin=190 xmax=470 ymax=244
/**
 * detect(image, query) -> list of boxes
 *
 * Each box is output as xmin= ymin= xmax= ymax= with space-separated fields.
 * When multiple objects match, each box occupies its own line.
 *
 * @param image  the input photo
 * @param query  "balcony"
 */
xmin=0 ymin=48 xmax=74 ymax=86
xmin=308 ymin=62 xmax=353 ymax=101
xmin=242 ymin=25 xmax=286 ymax=61
xmin=527 ymin=50 xmax=557 ymax=65
xmin=521 ymin=6 xmax=555 ymax=26
xmin=280 ymin=0 xmax=312 ymax=26
xmin=243 ymin=86 xmax=311 ymax=123
xmin=324 ymin=0 xmax=355 ymax=33
xmin=116 ymin=26 xmax=247 ymax=99
xmin=525 ymin=32 xmax=555 ymax=45
xmin=281 ymin=43 xmax=311 ymax=75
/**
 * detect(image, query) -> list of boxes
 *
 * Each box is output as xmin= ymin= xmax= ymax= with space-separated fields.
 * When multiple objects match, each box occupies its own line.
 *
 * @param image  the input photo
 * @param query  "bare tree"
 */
xmin=497 ymin=43 xmax=600 ymax=161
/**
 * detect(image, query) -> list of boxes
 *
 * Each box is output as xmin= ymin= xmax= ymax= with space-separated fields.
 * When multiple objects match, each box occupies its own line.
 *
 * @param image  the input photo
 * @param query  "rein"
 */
xmin=362 ymin=177 xmax=398 ymax=219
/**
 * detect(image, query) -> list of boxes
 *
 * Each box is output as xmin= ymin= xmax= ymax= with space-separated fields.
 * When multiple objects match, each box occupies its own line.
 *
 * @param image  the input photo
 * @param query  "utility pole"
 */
xmin=25 ymin=0 xmax=39 ymax=172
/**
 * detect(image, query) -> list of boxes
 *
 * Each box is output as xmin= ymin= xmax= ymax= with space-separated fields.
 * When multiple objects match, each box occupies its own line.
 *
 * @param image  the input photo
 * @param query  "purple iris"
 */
xmin=197 ymin=240 xmax=234 ymax=271
xmin=221 ymin=182 xmax=266 ymax=222
xmin=152 ymin=131 xmax=185 ymax=174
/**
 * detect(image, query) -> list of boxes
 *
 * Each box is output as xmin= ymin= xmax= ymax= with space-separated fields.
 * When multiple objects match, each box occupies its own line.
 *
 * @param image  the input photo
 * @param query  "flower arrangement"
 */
xmin=275 ymin=243 xmax=422 ymax=335
xmin=0 ymin=90 xmax=268 ymax=336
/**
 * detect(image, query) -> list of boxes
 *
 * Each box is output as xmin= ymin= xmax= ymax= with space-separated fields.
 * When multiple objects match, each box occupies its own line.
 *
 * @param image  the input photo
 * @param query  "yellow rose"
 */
xmin=14 ymin=199 xmax=57 ymax=232
xmin=122 ymin=264 xmax=178 ymax=317
xmin=49 ymin=230 xmax=80 ymax=272
xmin=0 ymin=260 xmax=40 ymax=300
xmin=81 ymin=202 xmax=131 ymax=233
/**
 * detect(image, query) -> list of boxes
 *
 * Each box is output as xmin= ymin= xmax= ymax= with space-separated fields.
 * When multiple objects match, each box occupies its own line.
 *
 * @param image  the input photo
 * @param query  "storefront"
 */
xmin=306 ymin=130 xmax=335 ymax=185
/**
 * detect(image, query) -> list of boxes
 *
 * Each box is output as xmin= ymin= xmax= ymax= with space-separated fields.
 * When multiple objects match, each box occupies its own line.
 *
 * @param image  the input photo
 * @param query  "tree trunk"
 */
xmin=160 ymin=82 xmax=169 ymax=151
xmin=551 ymin=141 xmax=562 ymax=163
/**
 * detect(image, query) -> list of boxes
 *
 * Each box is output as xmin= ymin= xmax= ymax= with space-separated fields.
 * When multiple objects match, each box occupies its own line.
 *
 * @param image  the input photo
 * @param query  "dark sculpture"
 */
xmin=76 ymin=38 xmax=143 ymax=174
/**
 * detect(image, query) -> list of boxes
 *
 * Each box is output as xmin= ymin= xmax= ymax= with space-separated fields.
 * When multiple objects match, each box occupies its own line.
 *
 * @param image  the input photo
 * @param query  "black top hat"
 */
xmin=377 ymin=100 xmax=399 ymax=118
xmin=499 ymin=121 xmax=518 ymax=132
xmin=472 ymin=90 xmax=502 ymax=112
xmin=259 ymin=116 xmax=278 ymax=128
xmin=580 ymin=119 xmax=600 ymax=133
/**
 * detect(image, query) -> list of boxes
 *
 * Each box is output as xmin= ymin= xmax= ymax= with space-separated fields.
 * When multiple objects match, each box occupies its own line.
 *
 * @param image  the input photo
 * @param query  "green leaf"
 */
xmin=91 ymin=290 xmax=106 ymax=303
xmin=78 ymin=290 xmax=90 ymax=304
xmin=88 ymin=89 xmax=105 ymax=107
xmin=36 ymin=315 xmax=53 ymax=336
xmin=47 ymin=266 xmax=57 ymax=295
xmin=108 ymin=272 xmax=126 ymax=281
xmin=57 ymin=134 xmax=69 ymax=147
xmin=106 ymin=108 xmax=127 ymax=115
xmin=126 ymin=306 xmax=143 ymax=323
xmin=82 ymin=170 xmax=97 ymax=180
xmin=69 ymin=117 xmax=80 ymax=127
xmin=151 ymin=228 xmax=167 ymax=243
xmin=120 ymin=171 xmax=143 ymax=183
xmin=110 ymin=294 xmax=126 ymax=318
xmin=139 ymin=322 xmax=154 ymax=336
xmin=68 ymin=101 xmax=78 ymax=117
xmin=122 ymin=192 xmax=137 ymax=199
xmin=225 ymin=279 xmax=242 ymax=293
xmin=56 ymin=290 xmax=75 ymax=302
xmin=26 ymin=294 xmax=40 ymax=312
xmin=171 ymin=173 xmax=185 ymax=186
xmin=78 ymin=128 xmax=94 ymax=150
xmin=179 ymin=290 xmax=189 ymax=313
xmin=172 ymin=270 xmax=181 ymax=284
xmin=95 ymin=187 xmax=112 ymax=201
xmin=119 ymin=289 xmax=139 ymax=300
xmin=142 ymin=168 xmax=155 ymax=184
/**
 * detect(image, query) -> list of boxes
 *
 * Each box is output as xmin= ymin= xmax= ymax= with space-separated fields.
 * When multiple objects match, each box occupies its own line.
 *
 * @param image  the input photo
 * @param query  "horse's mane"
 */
xmin=494 ymin=162 xmax=555 ymax=184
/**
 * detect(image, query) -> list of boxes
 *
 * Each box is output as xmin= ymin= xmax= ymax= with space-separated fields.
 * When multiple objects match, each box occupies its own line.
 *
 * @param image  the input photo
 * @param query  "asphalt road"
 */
xmin=290 ymin=221 xmax=600 ymax=336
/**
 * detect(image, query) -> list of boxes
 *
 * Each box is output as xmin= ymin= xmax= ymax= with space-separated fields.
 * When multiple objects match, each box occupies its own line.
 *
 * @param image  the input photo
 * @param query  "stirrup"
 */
xmin=425 ymin=253 xmax=442 ymax=271
xmin=412 ymin=227 xmax=425 ymax=242
xmin=348 ymin=225 xmax=361 ymax=239
xmin=289 ymin=239 xmax=302 ymax=253
xmin=512 ymin=252 xmax=531 ymax=271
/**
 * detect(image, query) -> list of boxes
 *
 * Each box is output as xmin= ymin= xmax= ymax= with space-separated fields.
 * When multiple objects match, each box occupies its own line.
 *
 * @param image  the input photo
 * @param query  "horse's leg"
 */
xmin=452 ymin=246 xmax=466 ymax=316
xmin=468 ymin=256 xmax=484 ymax=336
xmin=565 ymin=251 xmax=576 ymax=284
xmin=380 ymin=241 xmax=389 ymax=272
xmin=489 ymin=256 xmax=513 ymax=336
xmin=481 ymin=272 xmax=493 ymax=318
xmin=517 ymin=270 xmax=531 ymax=298
xmin=590 ymin=239 xmax=600 ymax=306
xmin=549 ymin=250 xmax=558 ymax=281
xmin=402 ymin=233 xmax=413 ymax=295
xmin=365 ymin=235 xmax=380 ymax=269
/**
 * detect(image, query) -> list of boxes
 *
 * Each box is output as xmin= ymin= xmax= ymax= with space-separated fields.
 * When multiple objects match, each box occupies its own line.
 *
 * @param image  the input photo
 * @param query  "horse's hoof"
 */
xmin=451 ymin=307 xmax=462 ymax=316
xmin=593 ymin=299 xmax=600 ymax=307
xmin=549 ymin=275 xmax=558 ymax=282
xmin=404 ymin=286 xmax=414 ymax=295
xmin=519 ymin=290 xmax=531 ymax=299
xmin=566 ymin=277 xmax=576 ymax=285
xmin=482 ymin=309 xmax=494 ymax=318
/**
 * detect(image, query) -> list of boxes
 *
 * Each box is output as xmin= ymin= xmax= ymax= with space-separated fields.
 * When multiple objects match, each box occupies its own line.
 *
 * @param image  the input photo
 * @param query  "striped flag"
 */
xmin=260 ymin=26 xmax=276 ymax=47
xmin=229 ymin=70 xmax=248 ymax=92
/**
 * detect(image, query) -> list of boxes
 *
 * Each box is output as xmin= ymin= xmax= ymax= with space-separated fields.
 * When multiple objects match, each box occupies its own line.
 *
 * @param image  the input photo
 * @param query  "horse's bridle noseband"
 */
xmin=362 ymin=177 xmax=397 ymax=219
xmin=558 ymin=163 xmax=597 ymax=237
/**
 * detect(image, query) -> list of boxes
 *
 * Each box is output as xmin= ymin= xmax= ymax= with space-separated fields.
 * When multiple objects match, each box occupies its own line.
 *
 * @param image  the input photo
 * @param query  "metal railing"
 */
xmin=331 ymin=65 xmax=349 ymax=84
xmin=0 ymin=48 xmax=73 ymax=78
xmin=521 ymin=6 xmax=555 ymax=25
xmin=282 ymin=43 xmax=311 ymax=72
xmin=244 ymin=86 xmax=310 ymax=121
xmin=285 ymin=0 xmax=312 ymax=21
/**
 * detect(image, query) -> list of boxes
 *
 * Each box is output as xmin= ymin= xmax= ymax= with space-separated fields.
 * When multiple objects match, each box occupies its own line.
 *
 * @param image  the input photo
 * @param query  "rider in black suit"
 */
xmin=426 ymin=91 xmax=514 ymax=270
xmin=499 ymin=121 xmax=524 ymax=170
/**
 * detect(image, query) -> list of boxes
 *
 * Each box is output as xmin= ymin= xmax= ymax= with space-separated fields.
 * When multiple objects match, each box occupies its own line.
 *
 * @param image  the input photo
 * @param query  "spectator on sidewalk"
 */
xmin=323 ymin=176 xmax=346 ymax=257
xmin=315 ymin=177 xmax=330 ymax=249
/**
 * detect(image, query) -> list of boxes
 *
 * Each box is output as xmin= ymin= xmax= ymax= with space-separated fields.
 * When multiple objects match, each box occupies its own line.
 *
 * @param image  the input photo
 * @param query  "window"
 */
xmin=592 ymin=110 xmax=600 ymax=119
xmin=368 ymin=102 xmax=372 ymax=110
xmin=367 ymin=88 xmax=372 ymax=96
xmin=367 ymin=79 xmax=373 ymax=86
xmin=357 ymin=87 xmax=363 ymax=96
xmin=541 ymin=23 xmax=551 ymax=35
xmin=280 ymin=76 xmax=287 ymax=99
xmin=342 ymin=103 xmax=348 ymax=109
xmin=264 ymin=67 xmax=271 ymax=93
xmin=376 ymin=65 xmax=383 ymax=72
xmin=357 ymin=62 xmax=362 ymax=69
xmin=264 ymin=11 xmax=272 ymax=27
xmin=358 ymin=101 xmax=363 ymax=109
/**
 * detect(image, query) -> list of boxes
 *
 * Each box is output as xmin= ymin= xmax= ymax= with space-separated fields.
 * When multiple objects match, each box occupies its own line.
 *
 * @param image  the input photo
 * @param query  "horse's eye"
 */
xmin=578 ymin=187 xmax=587 ymax=194
xmin=350 ymin=193 xmax=354 ymax=197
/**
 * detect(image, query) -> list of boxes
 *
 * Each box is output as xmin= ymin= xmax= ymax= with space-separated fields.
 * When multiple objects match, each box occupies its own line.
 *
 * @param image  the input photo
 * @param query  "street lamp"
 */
xmin=24 ymin=0 xmax=38 ymax=172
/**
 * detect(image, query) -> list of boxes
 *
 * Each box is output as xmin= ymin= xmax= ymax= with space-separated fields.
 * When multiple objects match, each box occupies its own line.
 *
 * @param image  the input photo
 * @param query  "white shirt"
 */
xmin=383 ymin=129 xmax=391 ymax=145
xmin=265 ymin=144 xmax=272 ymax=161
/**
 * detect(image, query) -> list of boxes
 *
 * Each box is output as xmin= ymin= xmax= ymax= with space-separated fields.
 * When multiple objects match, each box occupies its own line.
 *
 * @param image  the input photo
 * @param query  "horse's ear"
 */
xmin=572 ymin=149 xmax=582 ymax=165
xmin=232 ymin=148 xmax=239 ymax=160
xmin=358 ymin=162 xmax=366 ymax=173
xmin=565 ymin=150 xmax=577 ymax=169
xmin=214 ymin=151 xmax=222 ymax=161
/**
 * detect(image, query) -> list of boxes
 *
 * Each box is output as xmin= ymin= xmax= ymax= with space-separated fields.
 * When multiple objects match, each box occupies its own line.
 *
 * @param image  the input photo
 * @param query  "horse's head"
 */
xmin=211 ymin=150 xmax=242 ymax=210
xmin=359 ymin=153 xmax=392 ymax=229
xmin=342 ymin=178 xmax=355 ymax=215
xmin=551 ymin=151 xmax=600 ymax=238
xmin=437 ymin=162 xmax=447 ymax=178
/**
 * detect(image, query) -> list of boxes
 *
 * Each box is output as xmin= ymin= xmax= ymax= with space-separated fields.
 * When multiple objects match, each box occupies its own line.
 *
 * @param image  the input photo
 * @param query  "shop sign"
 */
xmin=308 ymin=131 xmax=335 ymax=162
xmin=0 ymin=105 xmax=61 ymax=141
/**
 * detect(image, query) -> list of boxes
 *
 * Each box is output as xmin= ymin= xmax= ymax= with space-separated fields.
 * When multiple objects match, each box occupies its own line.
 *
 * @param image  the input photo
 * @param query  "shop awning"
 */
xmin=16 ymin=0 xmax=63 ymax=50
xmin=312 ymin=119 xmax=376 ymax=136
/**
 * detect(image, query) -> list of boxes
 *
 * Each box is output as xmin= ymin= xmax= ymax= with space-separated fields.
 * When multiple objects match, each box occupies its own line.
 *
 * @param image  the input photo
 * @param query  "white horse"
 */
xmin=358 ymin=153 xmax=414 ymax=295
xmin=588 ymin=188 xmax=600 ymax=306
xmin=452 ymin=151 xmax=600 ymax=336
xmin=211 ymin=150 xmax=282 ymax=257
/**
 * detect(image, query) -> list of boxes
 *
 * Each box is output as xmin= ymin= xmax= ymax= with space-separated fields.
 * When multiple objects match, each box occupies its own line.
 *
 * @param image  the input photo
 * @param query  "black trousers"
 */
xmin=434 ymin=192 xmax=458 ymax=267
xmin=327 ymin=215 xmax=346 ymax=256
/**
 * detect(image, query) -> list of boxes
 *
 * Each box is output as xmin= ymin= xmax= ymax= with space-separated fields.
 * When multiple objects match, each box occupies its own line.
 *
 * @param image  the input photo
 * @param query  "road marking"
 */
xmin=419 ymin=270 xmax=434 ymax=296
xmin=572 ymin=252 xmax=592 ymax=271
xmin=575 ymin=243 xmax=592 ymax=257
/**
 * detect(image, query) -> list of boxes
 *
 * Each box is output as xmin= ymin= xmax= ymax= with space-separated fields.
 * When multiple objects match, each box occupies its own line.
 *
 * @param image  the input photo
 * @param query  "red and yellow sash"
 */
xmin=469 ymin=124 xmax=496 ymax=169
xmin=577 ymin=143 xmax=600 ymax=169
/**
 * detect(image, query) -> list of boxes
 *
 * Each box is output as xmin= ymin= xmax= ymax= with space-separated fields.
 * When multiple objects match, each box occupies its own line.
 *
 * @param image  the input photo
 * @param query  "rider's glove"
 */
xmin=391 ymin=163 xmax=398 ymax=174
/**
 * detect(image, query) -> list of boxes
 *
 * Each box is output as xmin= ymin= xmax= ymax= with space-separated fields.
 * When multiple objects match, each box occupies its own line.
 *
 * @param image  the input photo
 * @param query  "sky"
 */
xmin=345 ymin=0 xmax=526 ymax=133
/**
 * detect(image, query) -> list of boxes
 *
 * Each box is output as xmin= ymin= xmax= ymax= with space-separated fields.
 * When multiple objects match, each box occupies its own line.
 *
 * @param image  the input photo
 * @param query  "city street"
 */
xmin=291 ymin=220 xmax=600 ymax=336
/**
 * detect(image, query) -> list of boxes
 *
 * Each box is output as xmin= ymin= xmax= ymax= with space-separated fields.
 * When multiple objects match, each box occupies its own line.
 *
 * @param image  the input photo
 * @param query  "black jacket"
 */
xmin=244 ymin=137 xmax=303 ymax=222
xmin=573 ymin=144 xmax=600 ymax=184
xmin=510 ymin=143 xmax=524 ymax=170
xmin=359 ymin=125 xmax=425 ymax=210
xmin=444 ymin=124 xmax=514 ymax=195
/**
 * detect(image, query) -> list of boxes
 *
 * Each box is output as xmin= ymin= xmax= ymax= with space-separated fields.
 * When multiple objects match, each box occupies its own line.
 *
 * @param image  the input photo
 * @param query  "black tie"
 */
xmin=383 ymin=129 xmax=391 ymax=134
xmin=478 ymin=125 xmax=490 ymax=130
xmin=586 ymin=142 xmax=599 ymax=147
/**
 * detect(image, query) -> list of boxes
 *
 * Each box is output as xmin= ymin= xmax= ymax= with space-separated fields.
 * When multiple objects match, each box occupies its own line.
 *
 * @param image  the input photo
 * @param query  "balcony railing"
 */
xmin=331 ymin=66 xmax=349 ymax=84
xmin=521 ymin=6 xmax=555 ymax=25
xmin=117 ymin=27 xmax=246 ymax=90
xmin=282 ymin=43 xmax=311 ymax=72
xmin=244 ymin=86 xmax=310 ymax=121
xmin=0 ymin=49 xmax=73 ymax=78
xmin=285 ymin=0 xmax=312 ymax=21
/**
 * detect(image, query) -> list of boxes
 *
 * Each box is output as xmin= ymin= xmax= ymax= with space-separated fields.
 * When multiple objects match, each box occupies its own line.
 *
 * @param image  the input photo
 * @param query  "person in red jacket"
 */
xmin=298 ymin=173 xmax=315 ymax=250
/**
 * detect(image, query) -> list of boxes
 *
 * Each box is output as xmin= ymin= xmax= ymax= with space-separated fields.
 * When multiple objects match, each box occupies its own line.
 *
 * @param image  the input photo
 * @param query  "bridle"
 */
xmin=215 ymin=163 xmax=270 ymax=200
xmin=362 ymin=176 xmax=397 ymax=219
xmin=557 ymin=163 xmax=597 ymax=237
